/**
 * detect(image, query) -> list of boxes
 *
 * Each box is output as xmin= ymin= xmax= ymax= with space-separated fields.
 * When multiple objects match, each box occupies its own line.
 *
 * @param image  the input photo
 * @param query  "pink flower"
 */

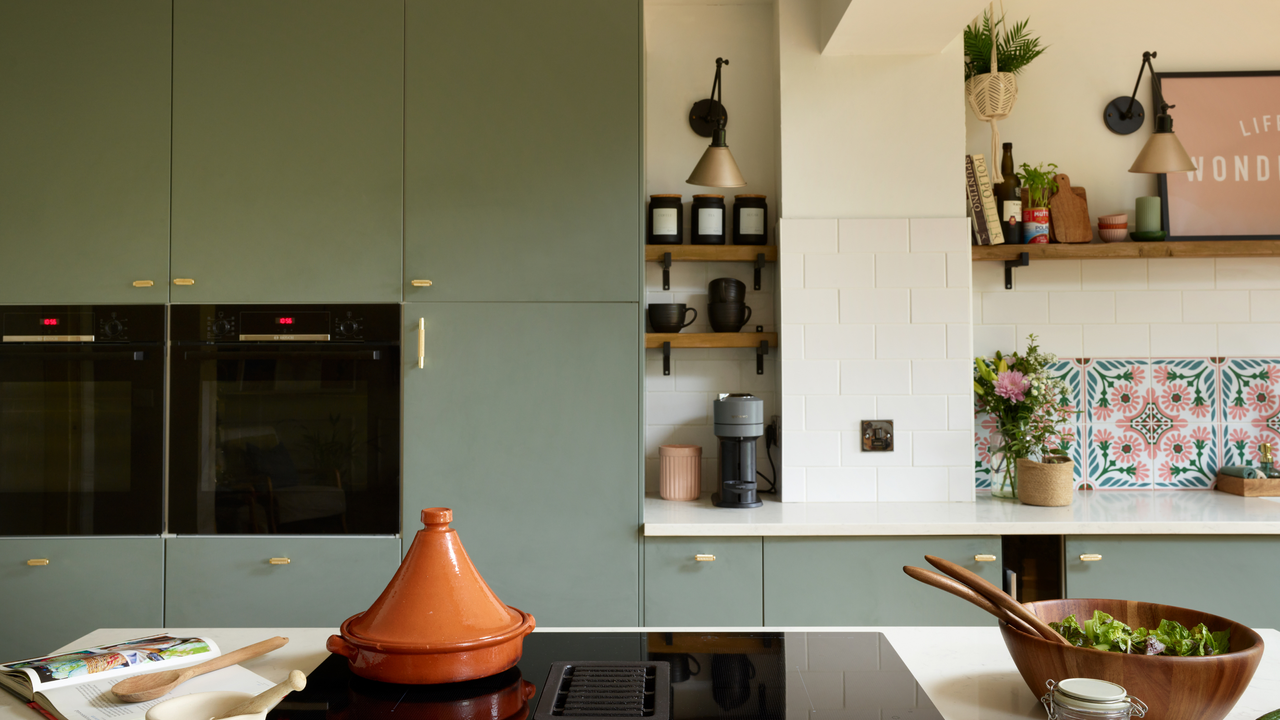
xmin=1161 ymin=432 xmax=1193 ymax=463
xmin=1230 ymin=427 xmax=1251 ymax=445
xmin=1159 ymin=382 xmax=1192 ymax=415
xmin=980 ymin=414 xmax=999 ymax=434
xmin=1156 ymin=459 xmax=1175 ymax=484
xmin=1130 ymin=366 xmax=1146 ymax=386
xmin=1109 ymin=384 xmax=1142 ymax=417
xmin=1228 ymin=403 xmax=1251 ymax=422
xmin=994 ymin=370 xmax=1031 ymax=401
xmin=1190 ymin=426 xmax=1212 ymax=442
xmin=1250 ymin=384 xmax=1279 ymax=416
xmin=1133 ymin=461 xmax=1150 ymax=485
xmin=1112 ymin=433 xmax=1145 ymax=465
xmin=1153 ymin=365 xmax=1170 ymax=385
xmin=1093 ymin=428 xmax=1116 ymax=445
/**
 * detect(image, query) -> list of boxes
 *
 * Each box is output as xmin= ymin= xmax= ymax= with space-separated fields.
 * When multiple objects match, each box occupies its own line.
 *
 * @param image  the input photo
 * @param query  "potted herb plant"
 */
xmin=1016 ymin=162 xmax=1058 ymax=244
xmin=973 ymin=334 xmax=1077 ymax=502
xmin=963 ymin=7 xmax=1047 ymax=181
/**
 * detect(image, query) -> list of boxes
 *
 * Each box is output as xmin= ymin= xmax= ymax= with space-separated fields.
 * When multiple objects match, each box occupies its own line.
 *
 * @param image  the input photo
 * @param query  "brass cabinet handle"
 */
xmin=27 ymin=559 xmax=49 ymax=566
xmin=173 ymin=278 xmax=195 ymax=286
xmin=132 ymin=280 xmax=154 ymax=288
xmin=268 ymin=557 xmax=291 ymax=565
xmin=974 ymin=554 xmax=997 ymax=562
xmin=411 ymin=279 xmax=433 ymax=287
xmin=1080 ymin=554 xmax=1103 ymax=562
xmin=417 ymin=318 xmax=425 ymax=369
xmin=694 ymin=554 xmax=716 ymax=562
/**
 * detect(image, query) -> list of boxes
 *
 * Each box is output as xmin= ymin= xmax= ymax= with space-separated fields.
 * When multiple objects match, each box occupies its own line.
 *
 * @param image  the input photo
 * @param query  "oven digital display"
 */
xmin=41 ymin=318 xmax=58 ymax=326
xmin=277 ymin=317 xmax=294 ymax=325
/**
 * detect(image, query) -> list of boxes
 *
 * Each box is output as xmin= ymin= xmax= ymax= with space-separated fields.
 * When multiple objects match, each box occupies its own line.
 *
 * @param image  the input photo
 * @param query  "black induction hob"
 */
xmin=264 ymin=632 xmax=943 ymax=720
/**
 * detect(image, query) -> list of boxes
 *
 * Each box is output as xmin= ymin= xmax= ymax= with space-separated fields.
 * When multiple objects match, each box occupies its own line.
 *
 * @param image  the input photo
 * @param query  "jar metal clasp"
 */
xmin=1041 ymin=679 xmax=1147 ymax=720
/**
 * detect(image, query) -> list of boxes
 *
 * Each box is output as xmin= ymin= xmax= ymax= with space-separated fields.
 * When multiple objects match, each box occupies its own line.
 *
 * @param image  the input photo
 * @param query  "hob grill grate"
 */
xmin=534 ymin=661 xmax=670 ymax=720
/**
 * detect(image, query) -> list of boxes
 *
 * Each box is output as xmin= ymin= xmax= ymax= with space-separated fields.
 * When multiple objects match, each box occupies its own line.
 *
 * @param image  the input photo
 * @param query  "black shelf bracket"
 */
xmin=661 ymin=252 xmax=672 ymax=290
xmin=756 ymin=340 xmax=768 ymax=375
xmin=754 ymin=253 xmax=765 ymax=290
xmin=1004 ymin=252 xmax=1029 ymax=289
xmin=662 ymin=341 xmax=671 ymax=376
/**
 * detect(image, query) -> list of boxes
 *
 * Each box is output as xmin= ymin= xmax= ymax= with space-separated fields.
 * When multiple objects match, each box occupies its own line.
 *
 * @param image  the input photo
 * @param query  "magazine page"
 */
xmin=1 ymin=635 xmax=220 ymax=696
xmin=37 ymin=664 xmax=276 ymax=720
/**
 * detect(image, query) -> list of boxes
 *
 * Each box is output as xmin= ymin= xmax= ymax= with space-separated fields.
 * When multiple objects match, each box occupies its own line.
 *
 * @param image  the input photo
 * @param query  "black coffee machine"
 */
xmin=712 ymin=393 xmax=764 ymax=508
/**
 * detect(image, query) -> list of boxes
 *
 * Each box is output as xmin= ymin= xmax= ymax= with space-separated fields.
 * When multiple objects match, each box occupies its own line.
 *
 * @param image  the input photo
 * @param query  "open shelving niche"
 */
xmin=643 ymin=245 xmax=779 ymax=376
xmin=973 ymin=240 xmax=1280 ymax=289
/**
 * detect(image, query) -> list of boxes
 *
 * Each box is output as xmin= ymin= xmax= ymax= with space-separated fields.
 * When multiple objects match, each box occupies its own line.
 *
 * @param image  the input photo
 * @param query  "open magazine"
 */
xmin=0 ymin=635 xmax=219 ymax=702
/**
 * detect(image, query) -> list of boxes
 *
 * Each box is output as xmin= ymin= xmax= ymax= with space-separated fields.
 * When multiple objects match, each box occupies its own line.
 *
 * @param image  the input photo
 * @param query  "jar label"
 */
xmin=1003 ymin=200 xmax=1021 ymax=226
xmin=698 ymin=208 xmax=723 ymax=235
xmin=739 ymin=207 xmax=765 ymax=235
xmin=652 ymin=208 xmax=678 ymax=236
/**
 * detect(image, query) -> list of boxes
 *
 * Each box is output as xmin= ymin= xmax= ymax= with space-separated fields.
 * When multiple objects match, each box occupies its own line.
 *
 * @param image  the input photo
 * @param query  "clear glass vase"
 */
xmin=991 ymin=441 xmax=1021 ymax=499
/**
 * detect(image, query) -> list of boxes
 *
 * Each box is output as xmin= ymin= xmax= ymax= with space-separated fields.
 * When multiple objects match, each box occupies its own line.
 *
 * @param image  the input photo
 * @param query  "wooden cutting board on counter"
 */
xmin=1021 ymin=180 xmax=1089 ymax=243
xmin=1215 ymin=472 xmax=1280 ymax=496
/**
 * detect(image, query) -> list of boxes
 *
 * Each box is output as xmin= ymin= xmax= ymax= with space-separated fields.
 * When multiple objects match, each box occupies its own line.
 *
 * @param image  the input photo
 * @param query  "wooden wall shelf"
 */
xmin=644 ymin=246 xmax=777 ymax=262
xmin=972 ymin=239 xmax=1280 ymax=262
xmin=646 ymin=332 xmax=777 ymax=376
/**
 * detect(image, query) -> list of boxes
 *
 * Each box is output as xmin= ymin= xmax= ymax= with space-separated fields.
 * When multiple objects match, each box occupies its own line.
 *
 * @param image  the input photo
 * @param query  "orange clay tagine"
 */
xmin=327 ymin=508 xmax=536 ymax=684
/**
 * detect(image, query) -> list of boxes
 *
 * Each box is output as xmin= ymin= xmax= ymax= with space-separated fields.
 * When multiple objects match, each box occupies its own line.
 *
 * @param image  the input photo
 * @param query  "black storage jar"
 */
xmin=732 ymin=194 xmax=768 ymax=245
xmin=647 ymin=194 xmax=683 ymax=245
xmin=691 ymin=194 xmax=726 ymax=245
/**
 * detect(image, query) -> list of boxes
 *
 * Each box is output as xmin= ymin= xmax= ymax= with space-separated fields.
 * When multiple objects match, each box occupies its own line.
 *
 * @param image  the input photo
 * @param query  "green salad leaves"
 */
xmin=1049 ymin=610 xmax=1231 ymax=656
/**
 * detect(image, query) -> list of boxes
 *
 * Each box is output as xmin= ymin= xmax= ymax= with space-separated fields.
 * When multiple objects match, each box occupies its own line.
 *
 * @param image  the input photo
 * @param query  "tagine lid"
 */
xmin=340 ymin=508 xmax=534 ymax=652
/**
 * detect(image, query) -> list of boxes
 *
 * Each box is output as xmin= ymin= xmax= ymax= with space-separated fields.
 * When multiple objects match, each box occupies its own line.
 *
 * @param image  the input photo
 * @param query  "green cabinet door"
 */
xmin=644 ymin=537 xmax=763 ymax=627
xmin=1065 ymin=535 xmax=1280 ymax=630
xmin=0 ymin=0 xmax=170 ymax=304
xmin=0 ymin=538 xmax=163 ymax=661
xmin=164 ymin=537 xmax=401 ymax=627
xmin=402 ymin=303 xmax=640 ymax=626
xmin=404 ymin=0 xmax=641 ymax=302
xmin=764 ymin=536 xmax=1003 ymax=626
xmin=171 ymin=0 xmax=402 ymax=303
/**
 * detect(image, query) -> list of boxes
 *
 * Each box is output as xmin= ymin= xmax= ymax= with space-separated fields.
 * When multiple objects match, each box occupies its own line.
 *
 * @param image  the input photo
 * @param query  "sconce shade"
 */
xmin=1129 ymin=129 xmax=1196 ymax=174
xmin=687 ymin=145 xmax=746 ymax=188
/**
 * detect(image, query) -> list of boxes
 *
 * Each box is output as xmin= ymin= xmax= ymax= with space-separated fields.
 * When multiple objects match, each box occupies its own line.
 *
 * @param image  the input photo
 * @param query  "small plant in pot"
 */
xmin=963 ymin=9 xmax=1047 ymax=182
xmin=1016 ymin=162 xmax=1058 ymax=244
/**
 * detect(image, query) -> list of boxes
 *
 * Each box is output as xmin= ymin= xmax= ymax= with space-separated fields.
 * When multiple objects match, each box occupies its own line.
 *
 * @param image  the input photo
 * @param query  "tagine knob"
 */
xmin=421 ymin=508 xmax=453 ymax=527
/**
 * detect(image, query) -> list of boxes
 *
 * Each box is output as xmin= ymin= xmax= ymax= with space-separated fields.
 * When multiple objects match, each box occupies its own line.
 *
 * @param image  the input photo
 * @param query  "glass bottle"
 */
xmin=994 ymin=143 xmax=1022 ymax=245
xmin=1261 ymin=443 xmax=1279 ymax=478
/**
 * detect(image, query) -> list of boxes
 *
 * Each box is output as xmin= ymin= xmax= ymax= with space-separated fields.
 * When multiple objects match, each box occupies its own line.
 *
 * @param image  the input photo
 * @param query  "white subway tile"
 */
xmin=948 ymin=323 xmax=973 ymax=359
xmin=782 ymin=395 xmax=804 ymax=430
xmin=741 ymin=360 xmax=779 ymax=393
xmin=982 ymin=292 xmax=1048 ymax=324
xmin=1014 ymin=325 xmax=1083 ymax=358
xmin=973 ymin=324 xmax=1015 ymax=358
xmin=1081 ymin=259 xmax=1147 ymax=289
xmin=1218 ymin=323 xmax=1280 ymax=356
xmin=909 ymin=218 xmax=969 ymax=252
xmin=805 ymin=253 xmax=875 ymax=288
xmin=659 ymin=262 xmax=707 ymax=293
xmin=1251 ymin=291 xmax=1280 ymax=321
xmin=877 ymin=395 xmax=949 ymax=430
xmin=646 ymin=392 xmax=708 ymax=425
xmin=1013 ymin=260 xmax=1081 ymax=291
xmin=1082 ymin=324 xmax=1150 ymax=357
xmin=840 ymin=288 xmax=910 ymax=324
xmin=1182 ymin=290 xmax=1251 ymax=323
xmin=669 ymin=292 xmax=710 ymax=332
xmin=1150 ymin=324 xmax=1217 ymax=356
xmin=645 ymin=424 xmax=716 ymax=458
xmin=674 ymin=360 xmax=743 ymax=392
xmin=842 ymin=359 xmax=911 ymax=395
xmin=806 ymin=468 xmax=877 ymax=502
xmin=782 ymin=359 xmax=840 ymax=395
xmin=782 ymin=288 xmax=840 ymax=324
xmin=780 ymin=218 xmax=837 ymax=254
xmin=877 ymin=467 xmax=949 ymax=502
xmin=645 ymin=359 xmax=674 ymax=391
xmin=841 ymin=430 xmax=913 ymax=467
xmin=876 ymin=253 xmax=947 ymax=288
xmin=805 ymin=395 xmax=877 ymax=431
xmin=971 ymin=292 xmax=982 ymax=324
xmin=779 ymin=252 xmax=805 ymax=289
xmin=781 ymin=468 xmax=806 ymax=502
xmin=948 ymin=395 xmax=974 ymax=431
xmin=912 ymin=288 xmax=971 ymax=324
xmin=782 ymin=324 xmax=804 ymax=360
xmin=645 ymin=291 xmax=674 ymax=304
xmin=948 ymin=252 xmax=972 ymax=289
xmin=783 ymin=430 xmax=841 ymax=466
xmin=876 ymin=325 xmax=947 ymax=359
xmin=912 ymin=359 xmax=971 ymax=395
xmin=1216 ymin=258 xmax=1280 ymax=289
xmin=839 ymin=218 xmax=909 ymax=253
xmin=1115 ymin=291 xmax=1182 ymax=323
xmin=912 ymin=430 xmax=973 ymax=466
xmin=1148 ymin=258 xmax=1215 ymax=290
xmin=1048 ymin=292 xmax=1116 ymax=324
xmin=805 ymin=324 xmax=875 ymax=359
xmin=743 ymin=291 xmax=774 ymax=328
xmin=949 ymin=466 xmax=976 ymax=501
xmin=972 ymin=260 xmax=1005 ymax=292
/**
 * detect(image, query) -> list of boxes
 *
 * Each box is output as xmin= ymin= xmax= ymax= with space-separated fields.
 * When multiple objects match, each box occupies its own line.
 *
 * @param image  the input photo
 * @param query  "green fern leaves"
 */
xmin=964 ymin=11 xmax=1046 ymax=81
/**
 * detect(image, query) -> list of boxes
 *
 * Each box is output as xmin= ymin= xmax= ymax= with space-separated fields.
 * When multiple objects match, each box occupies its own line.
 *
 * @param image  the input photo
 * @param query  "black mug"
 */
xmin=707 ymin=302 xmax=751 ymax=333
xmin=648 ymin=652 xmax=701 ymax=683
xmin=710 ymin=654 xmax=755 ymax=710
xmin=648 ymin=303 xmax=697 ymax=333
xmin=708 ymin=277 xmax=746 ymax=303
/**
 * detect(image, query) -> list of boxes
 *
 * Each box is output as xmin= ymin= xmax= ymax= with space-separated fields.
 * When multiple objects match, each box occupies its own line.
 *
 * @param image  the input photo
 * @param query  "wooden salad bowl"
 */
xmin=1001 ymin=598 xmax=1264 ymax=720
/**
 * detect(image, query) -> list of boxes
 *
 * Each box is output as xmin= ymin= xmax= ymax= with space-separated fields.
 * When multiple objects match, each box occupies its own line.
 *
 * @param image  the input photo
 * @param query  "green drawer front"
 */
xmin=0 ymin=538 xmax=163 ymax=661
xmin=1065 ymin=535 xmax=1280 ymax=630
xmin=644 ymin=538 xmax=763 ymax=627
xmin=165 ymin=537 xmax=400 ymax=627
xmin=764 ymin=536 xmax=1003 ymax=627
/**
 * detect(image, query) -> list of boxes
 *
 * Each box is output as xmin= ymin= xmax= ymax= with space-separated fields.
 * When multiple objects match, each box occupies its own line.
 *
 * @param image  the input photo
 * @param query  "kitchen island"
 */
xmin=1 ymin=626 xmax=1276 ymax=720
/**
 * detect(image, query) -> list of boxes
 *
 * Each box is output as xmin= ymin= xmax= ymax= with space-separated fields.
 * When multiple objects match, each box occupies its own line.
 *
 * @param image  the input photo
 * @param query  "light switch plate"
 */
xmin=861 ymin=420 xmax=894 ymax=452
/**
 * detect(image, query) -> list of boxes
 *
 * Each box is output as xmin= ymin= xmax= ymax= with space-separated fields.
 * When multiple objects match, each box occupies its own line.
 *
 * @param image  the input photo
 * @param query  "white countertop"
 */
xmin=643 ymin=491 xmax=1280 ymax=536
xmin=3 ymin=626 xmax=1276 ymax=720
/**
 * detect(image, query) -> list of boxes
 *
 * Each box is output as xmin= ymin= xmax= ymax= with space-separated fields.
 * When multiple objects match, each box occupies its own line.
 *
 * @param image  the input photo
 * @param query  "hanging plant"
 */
xmin=963 ymin=6 xmax=1047 ymax=183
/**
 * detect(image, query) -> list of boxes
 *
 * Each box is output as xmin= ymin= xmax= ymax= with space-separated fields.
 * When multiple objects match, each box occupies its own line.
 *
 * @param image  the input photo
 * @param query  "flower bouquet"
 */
xmin=974 ymin=335 xmax=1078 ymax=499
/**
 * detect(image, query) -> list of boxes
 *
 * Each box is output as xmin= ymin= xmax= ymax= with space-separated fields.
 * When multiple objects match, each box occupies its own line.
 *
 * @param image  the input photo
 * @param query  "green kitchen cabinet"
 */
xmin=645 ymin=537 xmax=763 ymax=627
xmin=404 ymin=0 xmax=641 ymax=302
xmin=0 ymin=0 xmax=170 ymax=304
xmin=170 ymin=0 xmax=403 ymax=303
xmin=1065 ymin=535 xmax=1280 ymax=629
xmin=0 ymin=538 xmax=163 ymax=662
xmin=164 ymin=537 xmax=401 ymax=627
xmin=763 ymin=536 xmax=1003 ymax=626
xmin=402 ymin=302 xmax=641 ymax=626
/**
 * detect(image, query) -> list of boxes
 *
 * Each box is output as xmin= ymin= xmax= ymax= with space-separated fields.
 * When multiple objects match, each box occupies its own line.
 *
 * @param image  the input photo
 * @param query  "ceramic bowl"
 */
xmin=1097 ymin=213 xmax=1128 ymax=225
xmin=145 ymin=691 xmax=262 ymax=720
xmin=1098 ymin=228 xmax=1129 ymax=242
xmin=1098 ymin=222 xmax=1129 ymax=230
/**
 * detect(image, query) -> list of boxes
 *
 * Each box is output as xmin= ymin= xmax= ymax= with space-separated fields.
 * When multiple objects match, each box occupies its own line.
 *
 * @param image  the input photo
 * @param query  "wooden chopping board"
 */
xmin=1021 ymin=181 xmax=1089 ymax=243
xmin=1049 ymin=174 xmax=1091 ymax=243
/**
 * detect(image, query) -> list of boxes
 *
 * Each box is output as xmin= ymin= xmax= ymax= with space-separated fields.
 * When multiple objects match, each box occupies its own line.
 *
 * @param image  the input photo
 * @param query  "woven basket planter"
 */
xmin=1016 ymin=458 xmax=1074 ymax=507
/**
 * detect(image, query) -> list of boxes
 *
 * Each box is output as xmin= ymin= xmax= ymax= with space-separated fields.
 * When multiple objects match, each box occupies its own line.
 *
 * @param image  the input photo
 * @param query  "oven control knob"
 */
xmin=337 ymin=320 xmax=358 ymax=336
xmin=212 ymin=320 xmax=231 ymax=336
xmin=104 ymin=320 xmax=123 ymax=337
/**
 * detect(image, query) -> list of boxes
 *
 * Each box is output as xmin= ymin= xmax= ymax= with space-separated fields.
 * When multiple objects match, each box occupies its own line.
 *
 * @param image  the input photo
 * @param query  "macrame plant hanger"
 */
xmin=965 ymin=1 xmax=1018 ymax=182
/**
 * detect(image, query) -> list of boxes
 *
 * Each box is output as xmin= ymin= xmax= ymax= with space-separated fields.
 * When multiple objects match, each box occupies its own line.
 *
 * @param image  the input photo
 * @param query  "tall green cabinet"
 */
xmin=0 ymin=0 xmax=171 ymax=304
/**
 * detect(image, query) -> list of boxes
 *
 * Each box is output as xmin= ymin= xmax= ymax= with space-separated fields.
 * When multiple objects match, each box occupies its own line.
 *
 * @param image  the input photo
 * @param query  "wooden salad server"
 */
xmin=212 ymin=669 xmax=306 ymax=719
xmin=924 ymin=555 xmax=1071 ymax=646
xmin=112 ymin=636 xmax=290 ymax=703
xmin=903 ymin=565 xmax=1040 ymax=637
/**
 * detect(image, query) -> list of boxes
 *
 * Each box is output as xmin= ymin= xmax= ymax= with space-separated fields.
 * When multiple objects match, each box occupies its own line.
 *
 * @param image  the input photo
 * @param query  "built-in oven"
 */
xmin=169 ymin=304 xmax=400 ymax=535
xmin=0 ymin=305 xmax=166 ymax=536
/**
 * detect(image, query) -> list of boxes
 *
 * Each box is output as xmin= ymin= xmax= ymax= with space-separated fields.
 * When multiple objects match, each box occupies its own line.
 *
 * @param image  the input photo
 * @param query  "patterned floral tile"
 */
xmin=1221 ymin=359 xmax=1280 ymax=427
xmin=1222 ymin=424 xmax=1280 ymax=467
xmin=974 ymin=412 xmax=998 ymax=491
xmin=1152 ymin=424 xmax=1218 ymax=489
xmin=1084 ymin=425 xmax=1153 ymax=489
xmin=1085 ymin=359 xmax=1149 ymax=425
xmin=1150 ymin=358 xmax=1219 ymax=423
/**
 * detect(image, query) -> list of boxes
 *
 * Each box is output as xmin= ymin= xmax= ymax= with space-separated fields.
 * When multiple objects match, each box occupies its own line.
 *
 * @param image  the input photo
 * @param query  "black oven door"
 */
xmin=0 ymin=344 xmax=165 ymax=535
xmin=168 ymin=343 xmax=400 ymax=535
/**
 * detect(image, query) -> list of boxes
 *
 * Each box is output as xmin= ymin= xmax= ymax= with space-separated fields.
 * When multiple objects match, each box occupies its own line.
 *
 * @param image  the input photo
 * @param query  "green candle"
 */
xmin=1136 ymin=196 xmax=1162 ymax=233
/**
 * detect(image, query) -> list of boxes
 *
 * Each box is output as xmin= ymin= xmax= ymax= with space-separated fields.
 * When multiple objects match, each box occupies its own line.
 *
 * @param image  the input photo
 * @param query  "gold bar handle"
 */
xmin=411 ymin=279 xmax=433 ymax=287
xmin=132 ymin=280 xmax=154 ymax=288
xmin=268 ymin=557 xmax=291 ymax=565
xmin=417 ymin=318 xmax=425 ymax=370
xmin=1080 ymin=553 xmax=1103 ymax=562
xmin=27 ymin=559 xmax=49 ymax=566
xmin=694 ymin=554 xmax=716 ymax=562
xmin=974 ymin=554 xmax=997 ymax=562
xmin=173 ymin=278 xmax=195 ymax=286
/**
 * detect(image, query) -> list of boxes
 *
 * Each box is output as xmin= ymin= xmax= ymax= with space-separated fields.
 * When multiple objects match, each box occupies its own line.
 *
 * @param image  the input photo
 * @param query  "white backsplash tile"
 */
xmin=805 ymin=324 xmax=875 ymax=359
xmin=781 ymin=218 xmax=839 ymax=254
xmin=805 ymin=395 xmax=877 ymax=431
xmin=806 ymin=467 xmax=877 ymax=502
xmin=841 ymin=359 xmax=911 ymax=395
xmin=875 ymin=324 xmax=947 ymax=359
xmin=840 ymin=288 xmax=910 ymax=324
xmin=805 ymin=253 xmax=875 ymax=289
xmin=875 ymin=253 xmax=947 ymax=288
xmin=839 ymin=218 xmax=909 ymax=253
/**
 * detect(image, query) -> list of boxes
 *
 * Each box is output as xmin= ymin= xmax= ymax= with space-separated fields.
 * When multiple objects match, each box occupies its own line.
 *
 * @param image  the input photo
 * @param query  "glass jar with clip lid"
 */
xmin=1041 ymin=679 xmax=1147 ymax=720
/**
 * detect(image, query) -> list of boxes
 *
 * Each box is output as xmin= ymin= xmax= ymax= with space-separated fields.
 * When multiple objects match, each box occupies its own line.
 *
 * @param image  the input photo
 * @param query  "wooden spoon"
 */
xmin=924 ymin=555 xmax=1071 ymax=646
xmin=112 ymin=636 xmax=289 ymax=703
xmin=903 ymin=565 xmax=1040 ymax=637
xmin=212 ymin=669 xmax=306 ymax=719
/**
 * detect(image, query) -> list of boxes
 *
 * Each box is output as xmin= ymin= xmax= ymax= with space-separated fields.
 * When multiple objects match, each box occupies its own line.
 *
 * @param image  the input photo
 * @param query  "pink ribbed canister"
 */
xmin=659 ymin=445 xmax=702 ymax=501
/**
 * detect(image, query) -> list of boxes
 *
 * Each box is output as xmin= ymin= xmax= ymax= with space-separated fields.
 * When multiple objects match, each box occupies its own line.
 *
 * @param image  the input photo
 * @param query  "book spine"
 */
xmin=965 ymin=155 xmax=991 ymax=245
xmin=972 ymin=154 xmax=1005 ymax=245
